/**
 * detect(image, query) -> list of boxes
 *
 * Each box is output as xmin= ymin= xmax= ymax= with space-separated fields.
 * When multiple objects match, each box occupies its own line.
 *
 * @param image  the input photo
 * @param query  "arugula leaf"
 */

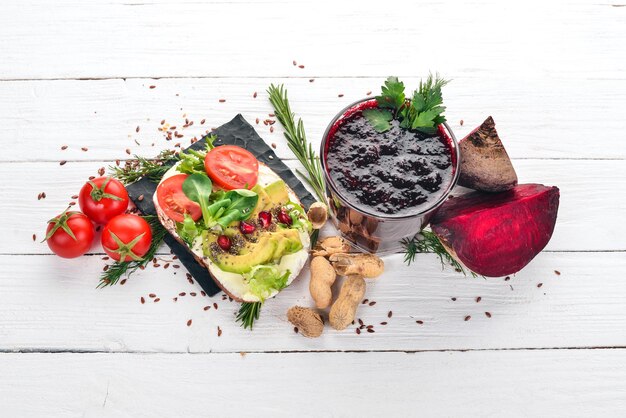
xmin=182 ymin=173 xmax=214 ymax=228
xmin=177 ymin=134 xmax=217 ymax=175
xmin=177 ymin=213 xmax=200 ymax=246
xmin=362 ymin=109 xmax=393 ymax=133
xmin=244 ymin=265 xmax=290 ymax=302
xmin=376 ymin=76 xmax=405 ymax=110
xmin=286 ymin=201 xmax=312 ymax=233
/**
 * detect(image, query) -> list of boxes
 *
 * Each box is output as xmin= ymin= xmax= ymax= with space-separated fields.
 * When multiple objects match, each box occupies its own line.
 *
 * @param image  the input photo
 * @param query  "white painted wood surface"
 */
xmin=2 ymin=0 xmax=625 ymax=416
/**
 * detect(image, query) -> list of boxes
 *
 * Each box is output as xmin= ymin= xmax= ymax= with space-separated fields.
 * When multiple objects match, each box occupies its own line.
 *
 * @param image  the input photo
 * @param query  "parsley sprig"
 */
xmin=364 ymin=74 xmax=449 ymax=134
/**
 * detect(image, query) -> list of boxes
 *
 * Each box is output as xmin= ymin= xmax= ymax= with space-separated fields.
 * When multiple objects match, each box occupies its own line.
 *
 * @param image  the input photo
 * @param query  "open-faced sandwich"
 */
xmin=153 ymin=135 xmax=312 ymax=302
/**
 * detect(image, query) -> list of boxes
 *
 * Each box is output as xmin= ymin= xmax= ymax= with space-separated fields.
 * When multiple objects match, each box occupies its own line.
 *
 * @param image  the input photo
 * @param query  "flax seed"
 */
xmin=217 ymin=326 xmax=222 ymax=337
xmin=219 ymin=99 xmax=226 ymax=103
xmin=293 ymin=60 xmax=297 ymax=66
xmin=338 ymin=94 xmax=344 ymax=97
xmin=149 ymin=85 xmax=156 ymax=89
xmin=362 ymin=299 xmax=369 ymax=304
xmin=187 ymin=319 xmax=192 ymax=326
xmin=163 ymin=263 xmax=170 ymax=269
xmin=32 ymin=234 xmax=36 ymax=241
xmin=476 ymin=296 xmax=482 ymax=302
xmin=103 ymin=265 xmax=109 ymax=272
xmin=387 ymin=311 xmax=392 ymax=318
xmin=368 ymin=301 xmax=376 ymax=306
xmin=294 ymin=327 xmax=299 ymax=333
xmin=149 ymin=293 xmax=156 ymax=298
xmin=270 ymin=126 xmax=274 ymax=133
xmin=204 ymin=306 xmax=210 ymax=311
xmin=356 ymin=328 xmax=361 ymax=334
xmin=367 ymin=328 xmax=375 ymax=333
xmin=485 ymin=312 xmax=492 ymax=318
xmin=298 ymin=65 xmax=304 ymax=69
xmin=309 ymin=79 xmax=314 ymax=83
xmin=190 ymin=292 xmax=197 ymax=297
xmin=537 ymin=283 xmax=543 ymax=288
xmin=366 ymin=91 xmax=372 ymax=95
xmin=380 ymin=321 xmax=388 ymax=325
xmin=125 ymin=149 xmax=131 ymax=155
xmin=201 ymin=291 xmax=206 ymax=297
xmin=255 ymin=118 xmax=259 ymax=124
xmin=554 ymin=270 xmax=561 ymax=275
xmin=213 ymin=303 xmax=218 ymax=310
xmin=81 ymin=147 xmax=88 ymax=152
xmin=141 ymin=297 xmax=145 ymax=304
xmin=416 ymin=320 xmax=423 ymax=325
xmin=451 ymin=297 xmax=457 ymax=301
xmin=464 ymin=316 xmax=471 ymax=321
xmin=154 ymin=298 xmax=160 ymax=302
xmin=60 ymin=160 xmax=67 ymax=166
xmin=61 ymin=145 xmax=68 ymax=150
xmin=138 ymin=194 xmax=144 ymax=201
xmin=358 ymin=318 xmax=364 ymax=326
xmin=120 ymin=279 xmax=126 ymax=285
xmin=253 ymin=92 xmax=257 ymax=98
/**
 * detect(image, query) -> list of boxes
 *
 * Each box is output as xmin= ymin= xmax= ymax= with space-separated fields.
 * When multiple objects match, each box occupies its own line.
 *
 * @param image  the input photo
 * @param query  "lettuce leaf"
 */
xmin=244 ymin=265 xmax=290 ymax=302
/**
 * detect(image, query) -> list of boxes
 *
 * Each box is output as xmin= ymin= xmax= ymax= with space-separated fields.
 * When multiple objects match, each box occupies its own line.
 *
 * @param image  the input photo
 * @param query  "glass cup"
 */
xmin=320 ymin=98 xmax=461 ymax=254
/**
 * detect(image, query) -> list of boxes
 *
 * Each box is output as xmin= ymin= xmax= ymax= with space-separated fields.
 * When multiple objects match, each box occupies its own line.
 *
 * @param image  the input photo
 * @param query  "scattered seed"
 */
xmin=292 ymin=60 xmax=297 ymax=66
xmin=460 ymin=119 xmax=464 ymax=126
xmin=190 ymin=292 xmax=197 ymax=297
xmin=153 ymin=263 xmax=160 ymax=268
xmin=554 ymin=270 xmax=561 ymax=276
xmin=59 ymin=160 xmax=67 ymax=166
xmin=255 ymin=118 xmax=260 ymax=124
xmin=140 ymin=297 xmax=145 ymax=304
xmin=149 ymin=293 xmax=156 ymax=298
xmin=338 ymin=94 xmax=344 ymax=97
xmin=271 ymin=143 xmax=277 ymax=149
xmin=356 ymin=328 xmax=361 ymax=334
xmin=201 ymin=291 xmax=206 ymax=297
xmin=309 ymin=79 xmax=314 ymax=83
xmin=358 ymin=318 xmax=364 ymax=326
xmin=362 ymin=299 xmax=369 ymax=304
xmin=137 ymin=194 xmax=144 ymax=202
xmin=173 ymin=297 xmax=178 ymax=302
xmin=416 ymin=320 xmax=424 ymax=325
xmin=163 ymin=263 xmax=170 ymax=269
xmin=103 ymin=265 xmax=109 ymax=272
xmin=464 ymin=316 xmax=471 ymax=321
xmin=61 ymin=145 xmax=68 ymax=150
xmin=504 ymin=276 xmax=511 ymax=281
xmin=380 ymin=322 xmax=388 ymax=325
xmin=298 ymin=65 xmax=304 ymax=69
xmin=187 ymin=319 xmax=192 ymax=327
xmin=71 ymin=195 xmax=78 ymax=199
xmin=367 ymin=328 xmax=375 ymax=333
xmin=149 ymin=85 xmax=156 ymax=89
xmin=294 ymin=326 xmax=299 ymax=333
xmin=213 ymin=303 xmax=218 ymax=310
xmin=154 ymin=298 xmax=160 ymax=302
xmin=476 ymin=296 xmax=482 ymax=303
xmin=125 ymin=149 xmax=131 ymax=155
xmin=32 ymin=234 xmax=36 ymax=241
xmin=120 ymin=279 xmax=127 ymax=285
xmin=81 ymin=147 xmax=88 ymax=152
xmin=537 ymin=283 xmax=543 ymax=288
xmin=69 ymin=202 xmax=76 ymax=206
xmin=203 ymin=306 xmax=210 ymax=311
xmin=270 ymin=126 xmax=274 ymax=133
xmin=387 ymin=311 xmax=392 ymax=318
xmin=451 ymin=297 xmax=457 ymax=301
xmin=160 ymin=119 xmax=165 ymax=125
xmin=218 ymin=99 xmax=226 ymax=103
xmin=368 ymin=301 xmax=376 ymax=306
xmin=240 ymin=352 xmax=246 ymax=357
xmin=366 ymin=325 xmax=373 ymax=329
xmin=253 ymin=92 xmax=257 ymax=98
xmin=485 ymin=312 xmax=492 ymax=318
xmin=217 ymin=326 xmax=222 ymax=337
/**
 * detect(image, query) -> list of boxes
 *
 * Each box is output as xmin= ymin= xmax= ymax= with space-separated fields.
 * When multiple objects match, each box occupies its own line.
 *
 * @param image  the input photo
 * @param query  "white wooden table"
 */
xmin=2 ymin=0 xmax=625 ymax=416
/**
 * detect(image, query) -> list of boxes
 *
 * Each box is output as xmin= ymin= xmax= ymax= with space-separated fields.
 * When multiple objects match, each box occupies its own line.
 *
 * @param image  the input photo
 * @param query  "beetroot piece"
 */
xmin=458 ymin=116 xmax=518 ymax=192
xmin=431 ymin=184 xmax=560 ymax=277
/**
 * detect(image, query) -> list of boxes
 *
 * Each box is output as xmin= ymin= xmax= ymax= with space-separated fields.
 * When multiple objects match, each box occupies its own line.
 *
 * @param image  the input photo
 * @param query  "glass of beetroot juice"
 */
xmin=321 ymin=98 xmax=460 ymax=254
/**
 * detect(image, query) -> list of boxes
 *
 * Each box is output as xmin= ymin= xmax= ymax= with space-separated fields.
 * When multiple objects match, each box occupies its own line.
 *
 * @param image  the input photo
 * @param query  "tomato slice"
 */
xmin=204 ymin=145 xmax=259 ymax=190
xmin=156 ymin=174 xmax=202 ymax=223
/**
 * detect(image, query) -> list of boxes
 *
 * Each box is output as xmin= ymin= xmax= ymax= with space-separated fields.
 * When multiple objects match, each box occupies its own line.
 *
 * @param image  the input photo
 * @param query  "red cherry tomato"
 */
xmin=204 ymin=145 xmax=259 ymax=190
xmin=101 ymin=214 xmax=152 ymax=262
xmin=79 ymin=176 xmax=129 ymax=224
xmin=156 ymin=174 xmax=202 ymax=223
xmin=45 ymin=210 xmax=95 ymax=258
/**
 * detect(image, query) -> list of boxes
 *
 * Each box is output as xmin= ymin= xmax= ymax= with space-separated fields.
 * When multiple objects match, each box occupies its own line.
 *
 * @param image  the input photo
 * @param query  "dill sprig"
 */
xmin=236 ymin=301 xmax=262 ymax=330
xmin=109 ymin=149 xmax=179 ymax=185
xmin=97 ymin=216 xmax=168 ymax=288
xmin=401 ymin=229 xmax=478 ymax=277
xmin=267 ymin=84 xmax=326 ymax=203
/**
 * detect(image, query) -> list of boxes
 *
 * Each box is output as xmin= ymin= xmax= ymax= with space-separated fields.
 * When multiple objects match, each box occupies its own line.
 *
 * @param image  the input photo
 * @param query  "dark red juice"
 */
xmin=325 ymin=108 xmax=455 ymax=217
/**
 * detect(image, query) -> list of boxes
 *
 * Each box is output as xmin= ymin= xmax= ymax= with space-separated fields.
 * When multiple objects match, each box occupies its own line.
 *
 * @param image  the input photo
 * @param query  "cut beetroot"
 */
xmin=430 ymin=184 xmax=560 ymax=277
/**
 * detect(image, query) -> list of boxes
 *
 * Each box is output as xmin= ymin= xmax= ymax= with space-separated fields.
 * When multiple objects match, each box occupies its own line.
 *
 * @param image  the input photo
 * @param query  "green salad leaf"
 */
xmin=182 ymin=173 xmax=214 ymax=228
xmin=177 ymin=134 xmax=216 ymax=175
xmin=215 ymin=189 xmax=258 ymax=228
xmin=177 ymin=213 xmax=200 ymax=246
xmin=244 ymin=265 xmax=290 ymax=302
xmin=285 ymin=201 xmax=312 ymax=233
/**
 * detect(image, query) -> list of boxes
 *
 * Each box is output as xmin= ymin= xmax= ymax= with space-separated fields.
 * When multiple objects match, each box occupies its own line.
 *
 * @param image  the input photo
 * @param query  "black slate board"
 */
xmin=127 ymin=114 xmax=316 ymax=297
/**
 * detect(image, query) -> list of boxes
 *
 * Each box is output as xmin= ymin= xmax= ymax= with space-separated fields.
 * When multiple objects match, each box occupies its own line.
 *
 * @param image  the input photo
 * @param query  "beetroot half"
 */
xmin=430 ymin=184 xmax=560 ymax=277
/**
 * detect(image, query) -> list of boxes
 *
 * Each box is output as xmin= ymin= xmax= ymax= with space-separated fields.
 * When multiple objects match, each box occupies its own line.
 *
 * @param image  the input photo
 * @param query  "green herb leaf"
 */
xmin=236 ymin=301 xmax=262 ymax=330
xmin=362 ymin=109 xmax=393 ymax=133
xmin=376 ymin=76 xmax=406 ymax=110
xmin=177 ymin=213 xmax=200 ymax=246
xmin=182 ymin=173 xmax=214 ymax=228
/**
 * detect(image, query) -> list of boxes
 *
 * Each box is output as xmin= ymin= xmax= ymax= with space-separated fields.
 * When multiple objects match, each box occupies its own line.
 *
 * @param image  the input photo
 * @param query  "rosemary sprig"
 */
xmin=267 ymin=84 xmax=326 ymax=203
xmin=401 ymin=229 xmax=477 ymax=277
xmin=109 ymin=149 xmax=179 ymax=185
xmin=236 ymin=301 xmax=262 ymax=330
xmin=97 ymin=216 xmax=168 ymax=288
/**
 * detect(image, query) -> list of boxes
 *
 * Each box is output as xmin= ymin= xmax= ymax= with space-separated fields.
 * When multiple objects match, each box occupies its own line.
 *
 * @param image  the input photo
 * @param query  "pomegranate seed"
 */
xmin=217 ymin=235 xmax=231 ymax=251
xmin=277 ymin=209 xmax=292 ymax=225
xmin=239 ymin=221 xmax=256 ymax=234
xmin=258 ymin=211 xmax=272 ymax=228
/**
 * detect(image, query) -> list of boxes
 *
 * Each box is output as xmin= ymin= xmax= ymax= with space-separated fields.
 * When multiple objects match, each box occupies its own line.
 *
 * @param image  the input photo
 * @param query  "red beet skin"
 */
xmin=431 ymin=184 xmax=560 ymax=277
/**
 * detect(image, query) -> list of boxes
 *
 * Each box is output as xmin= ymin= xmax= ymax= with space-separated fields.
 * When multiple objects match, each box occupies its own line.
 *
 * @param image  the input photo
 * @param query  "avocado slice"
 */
xmin=264 ymin=180 xmax=290 ymax=207
xmin=209 ymin=235 xmax=278 ymax=274
xmin=270 ymin=229 xmax=303 ymax=260
xmin=250 ymin=184 xmax=271 ymax=215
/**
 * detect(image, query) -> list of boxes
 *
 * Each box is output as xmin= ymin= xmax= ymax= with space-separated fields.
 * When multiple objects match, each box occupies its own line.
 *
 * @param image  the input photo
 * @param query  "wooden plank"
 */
xmin=7 ymin=159 xmax=625 ymax=254
xmin=1 ymin=350 xmax=625 ymax=417
xmin=0 ymin=252 xmax=624 ymax=352
xmin=1 ymin=1 xmax=624 ymax=79
xmin=2 ymin=76 xmax=625 ymax=161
